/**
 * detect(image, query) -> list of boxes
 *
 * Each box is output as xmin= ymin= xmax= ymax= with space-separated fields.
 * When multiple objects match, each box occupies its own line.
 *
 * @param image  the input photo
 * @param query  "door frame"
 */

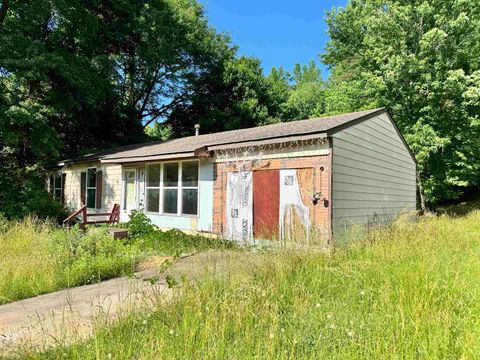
xmin=121 ymin=168 xmax=138 ymax=222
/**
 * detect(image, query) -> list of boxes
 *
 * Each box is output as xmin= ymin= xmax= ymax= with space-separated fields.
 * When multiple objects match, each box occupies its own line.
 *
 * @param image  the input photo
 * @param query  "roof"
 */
xmin=60 ymin=108 xmax=387 ymax=165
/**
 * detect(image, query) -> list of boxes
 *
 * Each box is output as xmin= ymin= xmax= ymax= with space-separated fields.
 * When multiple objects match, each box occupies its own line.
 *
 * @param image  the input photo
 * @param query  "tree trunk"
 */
xmin=416 ymin=172 xmax=428 ymax=214
xmin=0 ymin=0 xmax=10 ymax=26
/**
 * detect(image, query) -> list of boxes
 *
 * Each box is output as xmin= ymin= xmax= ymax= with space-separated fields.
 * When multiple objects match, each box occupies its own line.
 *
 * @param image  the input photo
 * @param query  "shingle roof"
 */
xmin=62 ymin=108 xmax=385 ymax=165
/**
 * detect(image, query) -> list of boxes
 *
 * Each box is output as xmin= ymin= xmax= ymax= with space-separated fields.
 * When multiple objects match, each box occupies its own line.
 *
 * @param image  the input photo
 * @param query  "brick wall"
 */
xmin=212 ymin=153 xmax=331 ymax=240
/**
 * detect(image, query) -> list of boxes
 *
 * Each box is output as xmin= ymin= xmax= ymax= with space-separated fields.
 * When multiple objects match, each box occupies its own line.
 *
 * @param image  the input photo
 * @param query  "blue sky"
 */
xmin=198 ymin=0 xmax=347 ymax=79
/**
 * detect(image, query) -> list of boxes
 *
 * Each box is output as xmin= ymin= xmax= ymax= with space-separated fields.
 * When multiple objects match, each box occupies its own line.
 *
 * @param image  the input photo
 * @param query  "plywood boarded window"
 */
xmin=282 ymin=168 xmax=314 ymax=243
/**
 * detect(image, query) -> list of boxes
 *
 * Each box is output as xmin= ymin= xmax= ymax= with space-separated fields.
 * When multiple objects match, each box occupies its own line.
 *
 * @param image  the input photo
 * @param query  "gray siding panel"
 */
xmin=331 ymin=112 xmax=416 ymax=232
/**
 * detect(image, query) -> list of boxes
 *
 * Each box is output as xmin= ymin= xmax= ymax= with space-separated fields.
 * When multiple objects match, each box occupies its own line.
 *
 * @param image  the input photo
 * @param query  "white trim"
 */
xmin=101 ymin=152 xmax=196 ymax=164
xmin=214 ymin=148 xmax=330 ymax=163
xmin=86 ymin=167 xmax=97 ymax=209
xmin=121 ymin=168 xmax=138 ymax=222
xmin=52 ymin=171 xmax=63 ymax=200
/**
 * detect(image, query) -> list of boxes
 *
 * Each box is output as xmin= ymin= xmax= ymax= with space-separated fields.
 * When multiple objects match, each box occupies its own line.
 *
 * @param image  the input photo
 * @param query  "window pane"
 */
xmin=87 ymin=189 xmax=96 ymax=208
xmin=163 ymin=189 xmax=178 ymax=214
xmin=163 ymin=163 xmax=178 ymax=187
xmin=146 ymin=189 xmax=160 ymax=212
xmin=182 ymin=162 xmax=198 ymax=187
xmin=54 ymin=189 xmax=62 ymax=199
xmin=147 ymin=164 xmax=160 ymax=187
xmin=87 ymin=169 xmax=96 ymax=188
xmin=182 ymin=189 xmax=198 ymax=215
xmin=54 ymin=173 xmax=62 ymax=188
xmin=124 ymin=171 xmax=136 ymax=210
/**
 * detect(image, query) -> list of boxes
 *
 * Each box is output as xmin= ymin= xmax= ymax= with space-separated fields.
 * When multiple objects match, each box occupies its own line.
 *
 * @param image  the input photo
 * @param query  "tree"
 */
xmin=168 ymin=55 xmax=284 ymax=137
xmin=267 ymin=60 xmax=325 ymax=121
xmin=323 ymin=0 xmax=480 ymax=205
xmin=0 ymin=0 xmax=237 ymax=218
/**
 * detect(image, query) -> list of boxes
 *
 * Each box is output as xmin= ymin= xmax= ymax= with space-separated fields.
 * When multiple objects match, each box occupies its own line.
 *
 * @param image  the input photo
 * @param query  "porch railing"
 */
xmin=63 ymin=204 xmax=120 ymax=229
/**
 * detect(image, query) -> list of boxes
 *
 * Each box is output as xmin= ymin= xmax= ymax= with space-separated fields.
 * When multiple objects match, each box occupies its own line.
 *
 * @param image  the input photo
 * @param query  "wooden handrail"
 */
xmin=64 ymin=204 xmax=120 ymax=229
xmin=86 ymin=212 xmax=117 ymax=217
xmin=63 ymin=205 xmax=86 ymax=223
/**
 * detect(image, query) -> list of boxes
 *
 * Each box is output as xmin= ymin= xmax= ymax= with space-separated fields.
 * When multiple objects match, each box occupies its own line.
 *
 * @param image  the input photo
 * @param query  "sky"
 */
xmin=198 ymin=0 xmax=347 ymax=80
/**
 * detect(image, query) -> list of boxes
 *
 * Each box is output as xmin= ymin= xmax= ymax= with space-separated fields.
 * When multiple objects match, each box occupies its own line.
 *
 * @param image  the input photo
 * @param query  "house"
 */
xmin=50 ymin=108 xmax=417 ymax=243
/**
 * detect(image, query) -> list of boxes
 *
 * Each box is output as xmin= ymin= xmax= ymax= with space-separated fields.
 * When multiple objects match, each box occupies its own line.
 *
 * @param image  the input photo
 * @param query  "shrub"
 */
xmin=0 ymin=213 xmax=8 ymax=234
xmin=52 ymin=226 xmax=141 ymax=286
xmin=126 ymin=210 xmax=157 ymax=238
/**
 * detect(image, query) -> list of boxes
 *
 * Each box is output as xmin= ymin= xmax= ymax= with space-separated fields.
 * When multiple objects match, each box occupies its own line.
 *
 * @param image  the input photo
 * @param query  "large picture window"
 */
xmin=146 ymin=161 xmax=199 ymax=216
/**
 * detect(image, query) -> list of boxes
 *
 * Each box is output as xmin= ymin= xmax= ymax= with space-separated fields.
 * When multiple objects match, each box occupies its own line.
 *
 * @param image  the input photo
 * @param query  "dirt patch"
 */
xmin=135 ymin=255 xmax=174 ymax=273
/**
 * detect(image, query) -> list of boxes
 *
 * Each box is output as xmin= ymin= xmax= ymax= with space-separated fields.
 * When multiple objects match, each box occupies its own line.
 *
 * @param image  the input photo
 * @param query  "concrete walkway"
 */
xmin=0 ymin=250 xmax=255 ymax=356
xmin=0 ymin=261 xmax=172 ymax=355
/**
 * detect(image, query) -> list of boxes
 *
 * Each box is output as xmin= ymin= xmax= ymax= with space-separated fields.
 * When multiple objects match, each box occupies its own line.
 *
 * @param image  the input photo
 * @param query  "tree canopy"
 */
xmin=1 ymin=0 xmax=479 ymax=217
xmin=322 ymin=0 xmax=480 ymax=204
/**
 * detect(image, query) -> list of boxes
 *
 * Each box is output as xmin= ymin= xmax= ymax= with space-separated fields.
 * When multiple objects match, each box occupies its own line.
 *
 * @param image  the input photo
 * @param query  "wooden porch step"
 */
xmin=108 ymin=228 xmax=129 ymax=240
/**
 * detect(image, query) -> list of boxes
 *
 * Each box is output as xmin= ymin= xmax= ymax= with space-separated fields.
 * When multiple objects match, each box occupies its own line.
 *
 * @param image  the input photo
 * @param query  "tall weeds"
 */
xmin=32 ymin=211 xmax=480 ymax=359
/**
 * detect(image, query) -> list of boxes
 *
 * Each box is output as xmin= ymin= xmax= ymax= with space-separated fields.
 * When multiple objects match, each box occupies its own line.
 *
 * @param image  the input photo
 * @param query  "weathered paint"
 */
xmin=214 ymin=140 xmax=329 ymax=162
xmin=331 ymin=112 xmax=416 ymax=232
xmin=253 ymin=170 xmax=280 ymax=239
xmin=212 ymin=149 xmax=331 ymax=242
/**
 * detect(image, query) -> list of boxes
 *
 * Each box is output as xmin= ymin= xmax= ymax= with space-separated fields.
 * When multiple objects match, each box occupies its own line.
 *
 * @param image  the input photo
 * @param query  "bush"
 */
xmin=0 ymin=166 xmax=67 ymax=222
xmin=126 ymin=210 xmax=158 ymax=238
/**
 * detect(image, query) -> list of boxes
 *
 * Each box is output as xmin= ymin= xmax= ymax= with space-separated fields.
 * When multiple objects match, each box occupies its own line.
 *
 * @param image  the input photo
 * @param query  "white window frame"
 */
xmin=145 ymin=160 xmax=200 ymax=217
xmin=86 ymin=167 xmax=97 ymax=209
xmin=52 ymin=171 xmax=63 ymax=201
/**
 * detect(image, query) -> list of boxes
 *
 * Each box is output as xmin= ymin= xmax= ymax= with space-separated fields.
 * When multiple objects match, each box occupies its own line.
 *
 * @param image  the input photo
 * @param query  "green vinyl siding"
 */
xmin=331 ymin=112 xmax=416 ymax=233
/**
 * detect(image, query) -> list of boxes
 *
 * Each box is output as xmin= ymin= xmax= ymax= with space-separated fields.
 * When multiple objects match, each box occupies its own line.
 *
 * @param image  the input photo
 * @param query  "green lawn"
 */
xmin=19 ymin=211 xmax=480 ymax=359
xmin=0 ymin=217 xmax=232 ymax=305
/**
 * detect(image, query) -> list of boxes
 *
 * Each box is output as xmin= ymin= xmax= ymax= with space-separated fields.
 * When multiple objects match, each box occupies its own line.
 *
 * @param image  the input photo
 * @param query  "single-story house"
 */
xmin=49 ymin=108 xmax=417 ymax=243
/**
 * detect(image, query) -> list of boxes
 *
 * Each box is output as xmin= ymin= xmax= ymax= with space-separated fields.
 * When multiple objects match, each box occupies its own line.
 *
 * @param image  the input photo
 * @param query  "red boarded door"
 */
xmin=253 ymin=170 xmax=280 ymax=240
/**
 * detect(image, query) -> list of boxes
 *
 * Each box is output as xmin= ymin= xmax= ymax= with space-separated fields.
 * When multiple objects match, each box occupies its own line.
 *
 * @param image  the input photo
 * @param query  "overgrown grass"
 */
xmin=0 ymin=217 xmax=232 ymax=305
xmin=26 ymin=211 xmax=480 ymax=359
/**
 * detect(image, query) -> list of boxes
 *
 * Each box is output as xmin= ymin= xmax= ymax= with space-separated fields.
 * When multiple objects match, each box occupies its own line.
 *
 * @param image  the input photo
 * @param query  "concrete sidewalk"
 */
xmin=0 ymin=250 xmax=254 ymax=356
xmin=0 ymin=258 xmax=173 ymax=355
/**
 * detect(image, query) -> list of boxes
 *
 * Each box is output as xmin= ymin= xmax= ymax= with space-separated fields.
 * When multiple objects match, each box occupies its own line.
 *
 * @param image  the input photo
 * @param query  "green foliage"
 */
xmin=0 ymin=213 xmax=8 ymax=234
xmin=168 ymin=55 xmax=285 ymax=136
xmin=33 ymin=212 xmax=480 ymax=359
xmin=322 ymin=0 xmax=480 ymax=204
xmin=0 ymin=163 xmax=67 ymax=220
xmin=0 ymin=0 xmax=238 ymax=217
xmin=126 ymin=210 xmax=158 ymax=238
xmin=0 ymin=220 xmax=141 ymax=304
xmin=145 ymin=123 xmax=173 ymax=141
xmin=142 ymin=228 xmax=236 ymax=258
xmin=0 ymin=217 xmax=232 ymax=304
xmin=266 ymin=60 xmax=325 ymax=121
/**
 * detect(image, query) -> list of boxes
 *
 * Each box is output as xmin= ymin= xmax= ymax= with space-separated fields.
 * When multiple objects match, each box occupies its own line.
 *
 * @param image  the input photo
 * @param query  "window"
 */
xmin=181 ymin=162 xmax=198 ymax=215
xmin=146 ymin=161 xmax=199 ymax=216
xmin=54 ymin=172 xmax=62 ymax=200
xmin=146 ymin=164 xmax=160 ymax=212
xmin=163 ymin=163 xmax=179 ymax=214
xmin=86 ymin=168 xmax=97 ymax=209
xmin=50 ymin=171 xmax=63 ymax=201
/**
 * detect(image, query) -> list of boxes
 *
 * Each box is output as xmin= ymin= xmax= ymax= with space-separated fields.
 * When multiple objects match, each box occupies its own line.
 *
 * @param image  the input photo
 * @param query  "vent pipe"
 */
xmin=194 ymin=124 xmax=200 ymax=136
